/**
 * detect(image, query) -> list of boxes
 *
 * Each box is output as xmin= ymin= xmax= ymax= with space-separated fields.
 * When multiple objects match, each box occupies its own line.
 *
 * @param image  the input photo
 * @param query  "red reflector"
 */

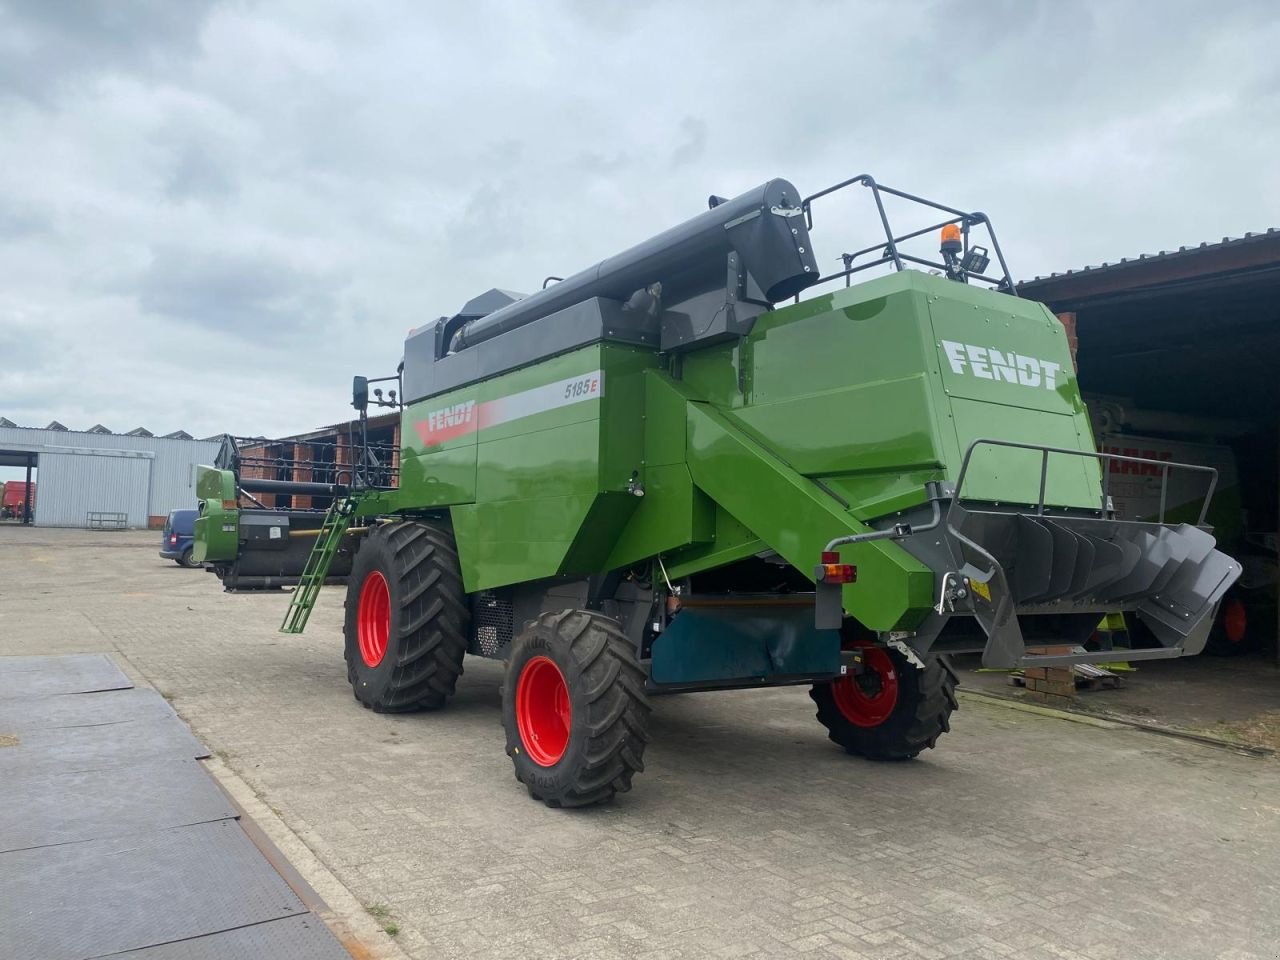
xmin=821 ymin=551 xmax=841 ymax=564
xmin=221 ymin=499 xmax=237 ymax=510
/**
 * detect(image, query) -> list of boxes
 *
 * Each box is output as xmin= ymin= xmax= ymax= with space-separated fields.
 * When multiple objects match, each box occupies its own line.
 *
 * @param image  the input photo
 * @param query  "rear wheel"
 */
xmin=810 ymin=645 xmax=958 ymax=760
xmin=1205 ymin=597 xmax=1252 ymax=656
xmin=180 ymin=546 xmax=197 ymax=567
xmin=502 ymin=610 xmax=651 ymax=807
xmin=343 ymin=520 xmax=469 ymax=712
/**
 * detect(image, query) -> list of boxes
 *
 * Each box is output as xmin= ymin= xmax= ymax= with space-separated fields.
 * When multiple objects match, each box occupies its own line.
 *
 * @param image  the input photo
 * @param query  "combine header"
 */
xmin=195 ymin=173 xmax=1239 ymax=806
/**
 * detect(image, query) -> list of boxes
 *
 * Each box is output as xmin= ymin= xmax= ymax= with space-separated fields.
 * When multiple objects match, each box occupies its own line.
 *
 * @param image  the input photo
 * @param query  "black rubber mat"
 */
xmin=0 ymin=653 xmax=132 ymax=698
xmin=0 ymin=756 xmax=236 ymax=853
xmin=96 ymin=914 xmax=353 ymax=960
xmin=0 ymin=819 xmax=307 ymax=960
xmin=0 ymin=686 xmax=178 ymax=733
xmin=0 ymin=711 xmax=208 ymax=778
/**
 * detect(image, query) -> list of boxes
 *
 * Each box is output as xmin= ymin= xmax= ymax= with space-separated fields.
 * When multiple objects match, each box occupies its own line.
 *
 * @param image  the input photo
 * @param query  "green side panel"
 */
xmin=414 ymin=344 xmax=653 ymax=592
xmin=397 ymin=447 xmax=475 ymax=507
xmin=562 ymin=492 xmax=642 ymax=571
xmin=475 ymin=419 xmax=602 ymax=502
xmin=397 ymin=403 xmax=479 ymax=508
xmin=649 ymin=605 xmax=840 ymax=685
xmin=948 ymin=397 xmax=1098 ymax=508
xmin=450 ymin=496 xmax=596 ymax=590
xmin=604 ymin=368 xmax=715 ymax=570
xmin=679 ymin=270 xmax=1102 ymax=518
xmin=664 ymin=504 xmax=762 ymax=580
xmin=605 ymin=463 xmax=713 ymax=571
xmin=641 ymin=367 xmax=690 ymax=467
xmin=192 ymin=466 xmax=238 ymax=562
xmin=922 ymin=281 xmax=1101 ymax=508
xmin=678 ymin=381 xmax=933 ymax=631
xmin=730 ymin=374 xmax=941 ymax=476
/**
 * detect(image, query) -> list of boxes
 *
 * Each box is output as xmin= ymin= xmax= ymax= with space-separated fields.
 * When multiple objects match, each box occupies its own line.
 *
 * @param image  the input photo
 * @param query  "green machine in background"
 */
xmin=195 ymin=174 xmax=1239 ymax=807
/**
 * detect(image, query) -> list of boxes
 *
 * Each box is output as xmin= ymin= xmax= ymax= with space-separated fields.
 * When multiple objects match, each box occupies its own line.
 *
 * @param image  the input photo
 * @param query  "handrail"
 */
xmin=949 ymin=438 xmax=1220 ymax=526
xmin=799 ymin=173 xmax=1018 ymax=294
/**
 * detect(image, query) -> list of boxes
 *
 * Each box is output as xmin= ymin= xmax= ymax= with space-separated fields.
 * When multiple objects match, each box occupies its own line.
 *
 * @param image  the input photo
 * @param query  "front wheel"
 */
xmin=343 ymin=520 xmax=470 ymax=712
xmin=810 ymin=645 xmax=958 ymax=760
xmin=502 ymin=610 xmax=651 ymax=807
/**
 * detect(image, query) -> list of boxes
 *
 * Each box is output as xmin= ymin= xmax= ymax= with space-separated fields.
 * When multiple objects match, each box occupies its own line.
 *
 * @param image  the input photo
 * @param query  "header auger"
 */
xmin=194 ymin=173 xmax=1240 ymax=807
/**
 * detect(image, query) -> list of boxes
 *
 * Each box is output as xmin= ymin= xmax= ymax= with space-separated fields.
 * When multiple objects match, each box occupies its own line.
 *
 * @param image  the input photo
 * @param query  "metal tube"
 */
xmin=863 ymin=179 xmax=904 ymax=271
xmin=290 ymin=526 xmax=370 ymax=538
xmin=23 ymin=454 xmax=33 ymax=525
xmin=238 ymin=478 xmax=349 ymax=497
xmin=1037 ymin=449 xmax=1049 ymax=515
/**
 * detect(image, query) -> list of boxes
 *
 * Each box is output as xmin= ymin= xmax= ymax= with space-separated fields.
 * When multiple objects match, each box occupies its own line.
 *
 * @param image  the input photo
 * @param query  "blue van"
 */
xmin=160 ymin=508 xmax=200 ymax=567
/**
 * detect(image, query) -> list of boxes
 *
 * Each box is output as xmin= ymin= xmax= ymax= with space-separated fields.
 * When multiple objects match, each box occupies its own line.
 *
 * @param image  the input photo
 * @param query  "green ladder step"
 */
xmin=280 ymin=495 xmax=362 ymax=634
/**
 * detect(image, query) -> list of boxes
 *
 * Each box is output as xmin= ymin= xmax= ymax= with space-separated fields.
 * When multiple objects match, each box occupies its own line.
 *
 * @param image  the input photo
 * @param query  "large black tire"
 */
xmin=1203 ymin=597 xmax=1254 ymax=657
xmin=502 ymin=610 xmax=651 ymax=808
xmin=180 ymin=546 xmax=197 ymax=568
xmin=810 ymin=646 xmax=958 ymax=760
xmin=343 ymin=520 xmax=470 ymax=712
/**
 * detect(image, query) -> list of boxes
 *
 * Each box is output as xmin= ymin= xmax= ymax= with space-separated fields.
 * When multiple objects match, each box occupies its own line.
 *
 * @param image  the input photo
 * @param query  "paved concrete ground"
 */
xmin=960 ymin=654 xmax=1280 ymax=749
xmin=2 ymin=526 xmax=1279 ymax=960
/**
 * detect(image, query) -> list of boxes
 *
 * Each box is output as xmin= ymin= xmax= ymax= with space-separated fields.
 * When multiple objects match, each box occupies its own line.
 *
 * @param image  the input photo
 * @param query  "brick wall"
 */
xmin=1057 ymin=311 xmax=1079 ymax=371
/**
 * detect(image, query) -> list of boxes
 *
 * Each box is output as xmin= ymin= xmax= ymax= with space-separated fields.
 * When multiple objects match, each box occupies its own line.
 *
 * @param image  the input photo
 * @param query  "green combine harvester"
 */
xmin=194 ymin=174 xmax=1240 ymax=807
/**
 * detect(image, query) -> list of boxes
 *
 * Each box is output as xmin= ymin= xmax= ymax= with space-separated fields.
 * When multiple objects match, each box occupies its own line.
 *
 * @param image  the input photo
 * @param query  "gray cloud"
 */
xmin=0 ymin=0 xmax=218 ymax=102
xmin=670 ymin=117 xmax=707 ymax=168
xmin=0 ymin=0 xmax=1277 ymax=453
xmin=138 ymin=245 xmax=343 ymax=340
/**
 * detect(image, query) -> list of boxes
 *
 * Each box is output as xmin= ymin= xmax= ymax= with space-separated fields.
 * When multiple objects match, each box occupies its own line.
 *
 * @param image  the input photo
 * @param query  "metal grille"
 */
xmin=472 ymin=591 xmax=513 ymax=657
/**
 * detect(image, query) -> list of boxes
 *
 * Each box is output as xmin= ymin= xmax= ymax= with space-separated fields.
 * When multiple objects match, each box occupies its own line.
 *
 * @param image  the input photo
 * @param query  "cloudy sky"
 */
xmin=1 ymin=0 xmax=1277 ymax=448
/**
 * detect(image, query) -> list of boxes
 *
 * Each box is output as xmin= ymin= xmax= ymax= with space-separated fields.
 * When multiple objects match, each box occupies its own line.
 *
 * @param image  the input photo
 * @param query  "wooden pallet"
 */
xmin=1010 ymin=662 xmax=1124 ymax=692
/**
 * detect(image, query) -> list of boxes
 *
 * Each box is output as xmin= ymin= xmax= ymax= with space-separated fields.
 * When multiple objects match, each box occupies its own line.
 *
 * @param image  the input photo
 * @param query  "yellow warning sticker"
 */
xmin=970 ymin=578 xmax=991 ymax=603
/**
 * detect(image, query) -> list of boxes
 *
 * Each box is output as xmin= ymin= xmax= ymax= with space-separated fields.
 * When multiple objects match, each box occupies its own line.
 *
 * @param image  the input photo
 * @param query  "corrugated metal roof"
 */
xmin=1025 ymin=228 xmax=1280 ymax=283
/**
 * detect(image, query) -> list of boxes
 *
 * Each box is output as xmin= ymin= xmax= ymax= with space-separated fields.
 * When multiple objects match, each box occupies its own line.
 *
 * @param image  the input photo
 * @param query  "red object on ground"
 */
xmin=1 ymin=481 xmax=35 ymax=515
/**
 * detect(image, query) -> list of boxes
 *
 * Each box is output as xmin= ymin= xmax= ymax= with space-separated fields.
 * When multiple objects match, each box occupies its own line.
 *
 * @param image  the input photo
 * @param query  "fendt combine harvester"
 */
xmin=194 ymin=174 xmax=1240 ymax=807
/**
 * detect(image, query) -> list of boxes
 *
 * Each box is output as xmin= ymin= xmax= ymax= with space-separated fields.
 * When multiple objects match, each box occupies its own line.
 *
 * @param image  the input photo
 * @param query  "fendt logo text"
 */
xmin=940 ymin=340 xmax=1062 ymax=390
xmin=426 ymin=400 xmax=476 ymax=432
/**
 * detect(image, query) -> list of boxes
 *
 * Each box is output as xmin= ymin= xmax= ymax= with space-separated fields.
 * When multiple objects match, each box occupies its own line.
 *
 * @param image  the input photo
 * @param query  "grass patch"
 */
xmin=1220 ymin=711 xmax=1280 ymax=752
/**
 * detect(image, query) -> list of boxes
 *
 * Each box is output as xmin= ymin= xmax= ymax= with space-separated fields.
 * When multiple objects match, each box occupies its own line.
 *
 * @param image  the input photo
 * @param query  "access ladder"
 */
xmin=280 ymin=494 xmax=363 ymax=634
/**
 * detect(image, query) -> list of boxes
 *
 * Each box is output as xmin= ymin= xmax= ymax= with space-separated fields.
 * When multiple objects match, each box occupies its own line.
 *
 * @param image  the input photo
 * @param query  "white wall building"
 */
xmin=0 ymin=425 xmax=221 ymax=529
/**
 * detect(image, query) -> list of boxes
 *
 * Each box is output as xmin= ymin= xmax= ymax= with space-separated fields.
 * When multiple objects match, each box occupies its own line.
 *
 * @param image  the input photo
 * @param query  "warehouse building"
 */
xmin=0 ymin=423 xmax=220 ymax=529
xmin=1020 ymin=228 xmax=1280 ymax=662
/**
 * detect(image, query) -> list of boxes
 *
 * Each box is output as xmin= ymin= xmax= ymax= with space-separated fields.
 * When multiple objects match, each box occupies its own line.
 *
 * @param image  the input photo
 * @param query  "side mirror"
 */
xmin=352 ymin=375 xmax=369 ymax=411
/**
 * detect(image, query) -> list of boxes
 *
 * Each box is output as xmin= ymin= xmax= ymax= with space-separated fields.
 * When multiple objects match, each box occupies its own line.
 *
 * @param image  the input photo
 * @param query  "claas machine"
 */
xmin=194 ymin=174 xmax=1240 ymax=807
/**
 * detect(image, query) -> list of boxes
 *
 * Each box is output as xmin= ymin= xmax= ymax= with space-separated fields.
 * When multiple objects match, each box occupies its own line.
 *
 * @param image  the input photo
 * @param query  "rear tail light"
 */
xmin=169 ymin=534 xmax=178 ymax=544
xmin=817 ymin=551 xmax=857 ymax=584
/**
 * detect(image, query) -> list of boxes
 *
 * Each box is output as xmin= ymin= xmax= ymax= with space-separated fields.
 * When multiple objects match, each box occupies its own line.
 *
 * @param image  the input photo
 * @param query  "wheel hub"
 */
xmin=515 ymin=656 xmax=571 ymax=766
xmin=356 ymin=570 xmax=391 ymax=668
xmin=830 ymin=647 xmax=899 ymax=728
xmin=1223 ymin=598 xmax=1247 ymax=644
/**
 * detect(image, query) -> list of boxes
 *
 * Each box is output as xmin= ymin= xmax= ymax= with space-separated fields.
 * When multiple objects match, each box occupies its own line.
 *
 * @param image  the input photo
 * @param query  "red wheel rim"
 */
xmin=356 ymin=570 xmax=391 ymax=668
xmin=515 ymin=656 xmax=571 ymax=766
xmin=1223 ymin=599 xmax=1247 ymax=644
xmin=830 ymin=647 xmax=899 ymax=728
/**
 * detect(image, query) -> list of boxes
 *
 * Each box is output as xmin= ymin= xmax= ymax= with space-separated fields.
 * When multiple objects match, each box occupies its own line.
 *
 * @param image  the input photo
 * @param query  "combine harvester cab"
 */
xmin=193 ymin=172 xmax=1240 ymax=806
